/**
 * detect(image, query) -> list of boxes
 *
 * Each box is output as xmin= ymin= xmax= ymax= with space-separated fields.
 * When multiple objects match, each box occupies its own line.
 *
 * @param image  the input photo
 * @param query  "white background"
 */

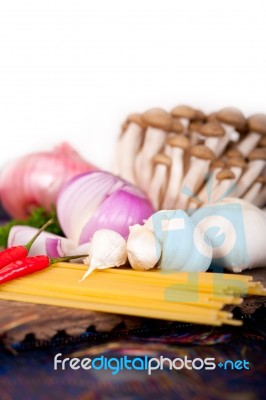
xmin=0 ymin=0 xmax=265 ymax=170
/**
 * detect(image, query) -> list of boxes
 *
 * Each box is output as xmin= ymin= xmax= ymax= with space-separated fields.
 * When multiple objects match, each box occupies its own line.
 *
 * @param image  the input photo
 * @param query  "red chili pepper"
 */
xmin=0 ymin=219 xmax=53 ymax=269
xmin=0 ymin=254 xmax=88 ymax=284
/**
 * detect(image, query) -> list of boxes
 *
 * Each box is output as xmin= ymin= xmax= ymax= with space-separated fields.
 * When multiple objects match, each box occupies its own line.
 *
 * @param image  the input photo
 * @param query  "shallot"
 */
xmin=0 ymin=143 xmax=96 ymax=218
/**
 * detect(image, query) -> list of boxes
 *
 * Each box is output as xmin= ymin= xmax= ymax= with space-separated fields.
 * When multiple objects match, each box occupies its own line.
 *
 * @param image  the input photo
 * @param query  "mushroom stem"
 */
xmin=188 ymin=121 xmax=204 ymax=146
xmin=135 ymin=127 xmax=167 ymax=190
xmin=135 ymin=108 xmax=172 ymax=190
xmin=195 ymin=160 xmax=226 ymax=205
xmin=175 ymin=145 xmax=215 ymax=210
xmin=237 ymin=114 xmax=266 ymax=157
xmin=162 ymin=135 xmax=190 ymax=209
xmin=253 ymin=186 xmax=266 ymax=208
xmin=117 ymin=115 xmax=145 ymax=184
xmin=243 ymin=176 xmax=266 ymax=203
xmin=199 ymin=121 xmax=226 ymax=157
xmin=149 ymin=154 xmax=171 ymax=210
xmin=235 ymin=149 xmax=266 ymax=197
xmin=208 ymin=168 xmax=238 ymax=202
xmin=214 ymin=107 xmax=246 ymax=156
xmin=210 ymin=158 xmax=247 ymax=202
xmin=237 ymin=132 xmax=261 ymax=157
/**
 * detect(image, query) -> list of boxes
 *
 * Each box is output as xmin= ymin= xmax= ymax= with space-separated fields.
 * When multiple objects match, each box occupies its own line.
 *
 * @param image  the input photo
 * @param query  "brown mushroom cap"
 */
xmin=216 ymin=169 xmax=236 ymax=180
xmin=170 ymin=117 xmax=184 ymax=133
xmin=194 ymin=109 xmax=206 ymax=121
xmin=248 ymin=114 xmax=266 ymax=136
xmin=226 ymin=148 xmax=243 ymax=158
xmin=167 ymin=135 xmax=190 ymax=150
xmin=121 ymin=113 xmax=146 ymax=134
xmin=226 ymin=157 xmax=247 ymax=169
xmin=256 ymin=175 xmax=266 ymax=184
xmin=199 ymin=122 xmax=225 ymax=138
xmin=171 ymin=105 xmax=198 ymax=120
xmin=248 ymin=148 xmax=266 ymax=161
xmin=210 ymin=159 xmax=226 ymax=170
xmin=207 ymin=112 xmax=218 ymax=123
xmin=190 ymin=145 xmax=216 ymax=161
xmin=153 ymin=153 xmax=172 ymax=167
xmin=189 ymin=120 xmax=204 ymax=133
xmin=127 ymin=113 xmax=146 ymax=128
xmin=142 ymin=108 xmax=172 ymax=130
xmin=259 ymin=136 xmax=266 ymax=147
xmin=216 ymin=107 xmax=246 ymax=130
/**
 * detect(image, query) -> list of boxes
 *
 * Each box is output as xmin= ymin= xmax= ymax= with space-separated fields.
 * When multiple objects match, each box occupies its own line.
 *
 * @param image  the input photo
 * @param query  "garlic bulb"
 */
xmin=127 ymin=224 xmax=162 ymax=270
xmin=81 ymin=229 xmax=127 ymax=280
xmin=146 ymin=210 xmax=212 ymax=272
xmin=191 ymin=197 xmax=266 ymax=272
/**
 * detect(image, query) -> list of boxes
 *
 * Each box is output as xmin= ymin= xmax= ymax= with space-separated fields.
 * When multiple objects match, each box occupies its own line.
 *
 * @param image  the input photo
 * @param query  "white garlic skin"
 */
xmin=81 ymin=229 xmax=127 ymax=280
xmin=127 ymin=224 xmax=162 ymax=271
xmin=145 ymin=210 xmax=212 ymax=272
xmin=191 ymin=198 xmax=266 ymax=272
xmin=87 ymin=229 xmax=127 ymax=268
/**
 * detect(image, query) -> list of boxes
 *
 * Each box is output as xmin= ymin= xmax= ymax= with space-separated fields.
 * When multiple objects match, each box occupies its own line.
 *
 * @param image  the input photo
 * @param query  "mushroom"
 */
xmin=235 ymin=148 xmax=266 ymax=197
xmin=169 ymin=117 xmax=184 ymax=136
xmin=188 ymin=120 xmax=205 ymax=146
xmin=237 ymin=114 xmax=266 ymax=157
xmin=162 ymin=135 xmax=190 ymax=209
xmin=210 ymin=157 xmax=247 ymax=201
xmin=149 ymin=153 xmax=171 ymax=210
xmin=207 ymin=168 xmax=237 ymax=202
xmin=175 ymin=145 xmax=216 ymax=210
xmin=259 ymin=136 xmax=266 ymax=148
xmin=115 ymin=113 xmax=146 ymax=184
xmin=171 ymin=105 xmax=205 ymax=131
xmin=253 ymin=183 xmax=266 ymax=208
xmin=134 ymin=108 xmax=172 ymax=190
xmin=199 ymin=121 xmax=226 ymax=157
xmin=243 ymin=175 xmax=266 ymax=203
xmin=163 ymin=118 xmax=184 ymax=157
xmin=191 ymin=197 xmax=266 ymax=272
xmin=215 ymin=107 xmax=246 ymax=150
xmin=225 ymin=148 xmax=243 ymax=159
xmin=195 ymin=159 xmax=226 ymax=205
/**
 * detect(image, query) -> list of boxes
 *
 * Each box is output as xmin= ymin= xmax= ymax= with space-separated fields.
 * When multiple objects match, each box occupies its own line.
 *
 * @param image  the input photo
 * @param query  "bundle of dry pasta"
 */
xmin=113 ymin=106 xmax=266 ymax=210
xmin=0 ymin=263 xmax=264 ymax=326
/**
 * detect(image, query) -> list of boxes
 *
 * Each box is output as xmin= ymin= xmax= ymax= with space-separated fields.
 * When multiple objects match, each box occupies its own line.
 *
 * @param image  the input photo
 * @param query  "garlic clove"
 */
xmin=127 ymin=224 xmax=162 ymax=271
xmin=81 ymin=229 xmax=127 ymax=280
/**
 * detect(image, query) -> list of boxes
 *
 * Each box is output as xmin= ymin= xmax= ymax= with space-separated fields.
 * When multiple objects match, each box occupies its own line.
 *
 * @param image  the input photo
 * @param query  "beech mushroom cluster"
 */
xmin=114 ymin=106 xmax=266 ymax=210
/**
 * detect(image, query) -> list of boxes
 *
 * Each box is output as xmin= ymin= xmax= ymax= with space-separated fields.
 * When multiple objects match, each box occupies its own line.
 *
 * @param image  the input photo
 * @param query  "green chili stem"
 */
xmin=25 ymin=219 xmax=54 ymax=251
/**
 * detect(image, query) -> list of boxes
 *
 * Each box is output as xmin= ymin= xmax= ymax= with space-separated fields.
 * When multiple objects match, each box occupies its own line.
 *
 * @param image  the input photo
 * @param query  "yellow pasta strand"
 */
xmin=0 ymin=263 xmax=264 ymax=326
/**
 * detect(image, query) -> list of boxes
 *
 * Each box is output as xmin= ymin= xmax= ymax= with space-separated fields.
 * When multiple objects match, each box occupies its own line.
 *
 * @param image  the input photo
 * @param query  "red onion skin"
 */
xmin=57 ymin=171 xmax=155 ymax=243
xmin=78 ymin=188 xmax=154 ymax=243
xmin=0 ymin=143 xmax=97 ymax=219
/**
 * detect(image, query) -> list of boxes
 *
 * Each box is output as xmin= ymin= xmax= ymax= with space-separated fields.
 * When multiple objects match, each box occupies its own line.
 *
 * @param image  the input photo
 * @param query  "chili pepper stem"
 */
xmin=50 ymin=255 xmax=88 ymax=265
xmin=25 ymin=219 xmax=54 ymax=252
